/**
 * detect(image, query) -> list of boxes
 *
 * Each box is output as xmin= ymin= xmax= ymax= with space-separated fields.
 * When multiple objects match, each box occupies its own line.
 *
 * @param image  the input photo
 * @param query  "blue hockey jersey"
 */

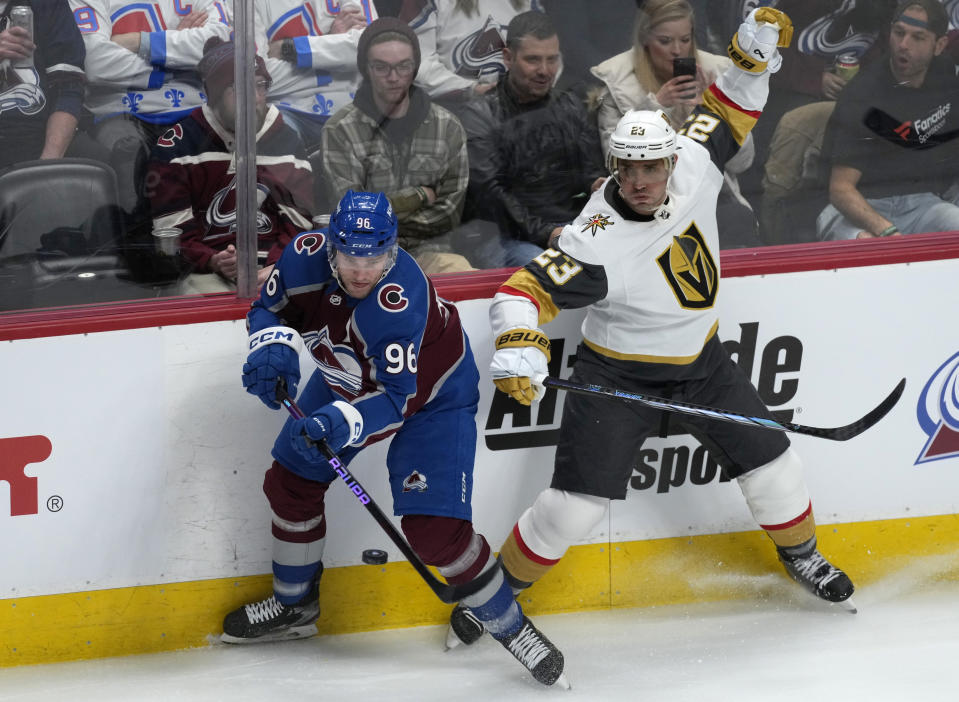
xmin=248 ymin=231 xmax=471 ymax=448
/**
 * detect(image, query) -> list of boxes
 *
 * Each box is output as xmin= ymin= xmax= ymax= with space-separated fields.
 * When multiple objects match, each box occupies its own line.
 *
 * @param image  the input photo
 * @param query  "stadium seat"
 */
xmin=0 ymin=158 xmax=165 ymax=311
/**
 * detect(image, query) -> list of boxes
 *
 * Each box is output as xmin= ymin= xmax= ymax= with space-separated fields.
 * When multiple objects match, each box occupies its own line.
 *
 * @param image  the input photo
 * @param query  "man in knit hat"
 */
xmin=321 ymin=17 xmax=474 ymax=275
xmin=145 ymin=38 xmax=314 ymax=294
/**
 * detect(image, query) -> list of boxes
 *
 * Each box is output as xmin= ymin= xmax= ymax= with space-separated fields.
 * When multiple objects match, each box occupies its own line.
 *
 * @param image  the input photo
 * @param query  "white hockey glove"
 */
xmin=490 ymin=328 xmax=550 ymax=406
xmin=728 ymin=7 xmax=793 ymax=75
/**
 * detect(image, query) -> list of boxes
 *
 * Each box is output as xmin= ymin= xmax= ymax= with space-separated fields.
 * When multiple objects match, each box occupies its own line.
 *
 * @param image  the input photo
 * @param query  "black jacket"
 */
xmin=458 ymin=79 xmax=605 ymax=247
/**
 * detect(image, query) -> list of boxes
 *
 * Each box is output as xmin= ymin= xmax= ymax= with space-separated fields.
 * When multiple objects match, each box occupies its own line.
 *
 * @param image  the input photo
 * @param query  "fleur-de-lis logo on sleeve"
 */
xmin=165 ymin=88 xmax=185 ymax=107
xmin=312 ymin=94 xmax=334 ymax=116
xmin=122 ymin=92 xmax=144 ymax=113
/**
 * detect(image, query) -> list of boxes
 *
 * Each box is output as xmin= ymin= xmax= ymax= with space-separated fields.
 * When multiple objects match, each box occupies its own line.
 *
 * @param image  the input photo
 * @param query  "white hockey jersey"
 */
xmin=491 ymin=61 xmax=771 ymax=365
xmin=254 ymin=0 xmax=376 ymax=119
xmin=69 ymin=0 xmax=231 ymax=121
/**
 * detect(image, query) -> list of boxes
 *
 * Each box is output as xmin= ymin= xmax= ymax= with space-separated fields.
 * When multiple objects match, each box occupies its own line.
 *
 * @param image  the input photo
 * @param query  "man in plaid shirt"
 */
xmin=321 ymin=17 xmax=473 ymax=275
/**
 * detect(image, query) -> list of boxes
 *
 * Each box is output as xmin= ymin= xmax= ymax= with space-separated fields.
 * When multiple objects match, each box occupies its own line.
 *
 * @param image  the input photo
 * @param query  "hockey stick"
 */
xmin=275 ymin=382 xmax=496 ymax=604
xmin=537 ymin=375 xmax=906 ymax=441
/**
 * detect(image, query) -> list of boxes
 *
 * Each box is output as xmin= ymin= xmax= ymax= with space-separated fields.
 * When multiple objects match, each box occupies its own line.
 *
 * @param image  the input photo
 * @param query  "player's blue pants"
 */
xmin=271 ymin=349 xmax=480 ymax=522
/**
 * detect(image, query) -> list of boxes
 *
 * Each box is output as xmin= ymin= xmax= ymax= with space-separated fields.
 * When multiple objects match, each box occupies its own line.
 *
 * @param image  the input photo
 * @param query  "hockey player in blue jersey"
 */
xmin=222 ymin=190 xmax=568 ymax=688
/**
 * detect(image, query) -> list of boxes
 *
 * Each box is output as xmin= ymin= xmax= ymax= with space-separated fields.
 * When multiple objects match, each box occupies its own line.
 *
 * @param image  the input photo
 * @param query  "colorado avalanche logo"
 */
xmin=915 ymin=351 xmax=959 ymax=465
xmin=797 ymin=2 xmax=878 ymax=59
xmin=302 ymin=326 xmax=363 ymax=396
xmin=0 ymin=65 xmax=45 ymax=117
xmin=402 ymin=470 xmax=428 ymax=493
xmin=450 ymin=15 xmax=507 ymax=77
xmin=206 ymin=181 xmax=272 ymax=237
xmin=378 ymin=283 xmax=408 ymax=313
xmin=294 ymin=231 xmax=326 ymax=256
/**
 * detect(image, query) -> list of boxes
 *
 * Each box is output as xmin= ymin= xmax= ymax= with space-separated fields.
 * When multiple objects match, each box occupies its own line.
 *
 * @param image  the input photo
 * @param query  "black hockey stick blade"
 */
xmin=540 ymin=375 xmax=906 ymax=442
xmin=274 ymin=381 xmax=496 ymax=603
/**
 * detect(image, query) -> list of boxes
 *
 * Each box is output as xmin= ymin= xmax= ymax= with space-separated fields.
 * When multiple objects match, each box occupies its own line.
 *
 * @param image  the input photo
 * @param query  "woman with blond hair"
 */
xmin=590 ymin=0 xmax=759 ymax=247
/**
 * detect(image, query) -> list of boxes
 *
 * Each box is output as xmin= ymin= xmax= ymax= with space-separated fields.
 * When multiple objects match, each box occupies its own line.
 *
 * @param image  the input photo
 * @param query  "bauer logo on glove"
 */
xmin=490 ymin=327 xmax=551 ymax=406
xmin=495 ymin=329 xmax=551 ymax=358
xmin=728 ymin=7 xmax=793 ymax=74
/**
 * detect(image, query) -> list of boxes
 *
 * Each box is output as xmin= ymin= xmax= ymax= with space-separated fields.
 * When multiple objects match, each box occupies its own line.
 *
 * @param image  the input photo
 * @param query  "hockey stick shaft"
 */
xmin=538 ymin=375 xmax=906 ymax=442
xmin=275 ymin=383 xmax=493 ymax=604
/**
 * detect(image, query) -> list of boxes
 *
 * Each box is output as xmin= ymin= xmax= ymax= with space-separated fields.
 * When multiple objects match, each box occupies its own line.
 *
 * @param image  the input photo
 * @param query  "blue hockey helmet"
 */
xmin=327 ymin=190 xmax=399 ymax=285
xmin=328 ymin=190 xmax=398 ymax=256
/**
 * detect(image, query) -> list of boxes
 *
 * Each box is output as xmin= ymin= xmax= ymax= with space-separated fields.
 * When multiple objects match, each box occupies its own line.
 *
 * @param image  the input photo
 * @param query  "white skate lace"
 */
xmin=244 ymin=596 xmax=286 ymax=624
xmin=508 ymin=624 xmax=551 ymax=670
xmin=793 ymin=552 xmax=842 ymax=588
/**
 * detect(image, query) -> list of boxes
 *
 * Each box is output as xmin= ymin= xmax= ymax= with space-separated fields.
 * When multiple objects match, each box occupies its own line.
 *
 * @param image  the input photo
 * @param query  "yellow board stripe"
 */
xmin=4 ymin=514 xmax=959 ymax=668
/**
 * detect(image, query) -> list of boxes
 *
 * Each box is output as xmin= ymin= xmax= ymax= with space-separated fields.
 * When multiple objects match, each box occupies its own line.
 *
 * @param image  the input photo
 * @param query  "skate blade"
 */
xmin=552 ymin=672 xmax=572 ymax=690
xmin=836 ymin=597 xmax=857 ymax=614
xmin=220 ymin=623 xmax=318 ymax=645
xmin=444 ymin=626 xmax=463 ymax=652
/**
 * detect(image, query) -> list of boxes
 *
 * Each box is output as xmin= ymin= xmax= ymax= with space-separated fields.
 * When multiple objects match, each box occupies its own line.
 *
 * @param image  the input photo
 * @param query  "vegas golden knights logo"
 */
xmin=656 ymin=223 xmax=718 ymax=309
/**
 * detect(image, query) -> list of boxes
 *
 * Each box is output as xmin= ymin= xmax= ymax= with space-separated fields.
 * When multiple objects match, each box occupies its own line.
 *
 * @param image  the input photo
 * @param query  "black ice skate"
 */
xmin=445 ymin=603 xmax=485 ymax=650
xmin=221 ymin=582 xmax=320 ymax=644
xmin=493 ymin=616 xmax=569 ymax=688
xmin=778 ymin=539 xmax=856 ymax=612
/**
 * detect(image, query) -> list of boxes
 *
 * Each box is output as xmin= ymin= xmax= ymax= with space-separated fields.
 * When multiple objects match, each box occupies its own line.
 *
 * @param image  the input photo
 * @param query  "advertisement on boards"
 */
xmin=3 ymin=260 xmax=959 ymax=599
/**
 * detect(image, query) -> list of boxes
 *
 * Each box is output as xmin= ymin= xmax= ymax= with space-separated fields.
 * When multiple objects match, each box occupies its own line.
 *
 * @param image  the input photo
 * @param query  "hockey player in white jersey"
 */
xmin=448 ymin=7 xmax=857 ymax=649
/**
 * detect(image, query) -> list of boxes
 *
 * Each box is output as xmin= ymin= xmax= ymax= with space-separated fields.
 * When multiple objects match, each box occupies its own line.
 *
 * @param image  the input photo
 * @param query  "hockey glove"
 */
xmin=490 ymin=328 xmax=550 ymax=406
xmin=728 ymin=7 xmax=793 ymax=74
xmin=290 ymin=400 xmax=364 ymax=463
xmin=243 ymin=326 xmax=302 ymax=410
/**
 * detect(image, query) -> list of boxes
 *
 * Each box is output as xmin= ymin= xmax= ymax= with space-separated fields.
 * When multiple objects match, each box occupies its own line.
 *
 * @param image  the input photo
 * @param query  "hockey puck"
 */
xmin=362 ymin=549 xmax=388 ymax=565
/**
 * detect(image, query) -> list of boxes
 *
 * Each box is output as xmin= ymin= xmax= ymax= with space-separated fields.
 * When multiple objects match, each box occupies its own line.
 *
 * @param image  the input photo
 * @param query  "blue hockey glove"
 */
xmin=243 ymin=326 xmax=302 ymax=409
xmin=290 ymin=400 xmax=365 ymax=463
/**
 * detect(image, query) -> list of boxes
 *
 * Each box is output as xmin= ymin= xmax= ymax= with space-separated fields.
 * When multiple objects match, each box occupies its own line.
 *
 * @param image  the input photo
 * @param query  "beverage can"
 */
xmin=9 ymin=4 xmax=34 ymax=68
xmin=835 ymin=53 xmax=860 ymax=82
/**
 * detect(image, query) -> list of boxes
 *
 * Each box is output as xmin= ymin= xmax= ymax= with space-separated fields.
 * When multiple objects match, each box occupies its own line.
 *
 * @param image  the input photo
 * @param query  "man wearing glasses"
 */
xmin=321 ymin=17 xmax=473 ymax=275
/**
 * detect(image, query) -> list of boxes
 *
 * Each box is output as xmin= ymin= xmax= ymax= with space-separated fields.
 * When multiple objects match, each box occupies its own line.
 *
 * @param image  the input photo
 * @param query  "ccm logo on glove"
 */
xmin=249 ymin=326 xmax=302 ymax=352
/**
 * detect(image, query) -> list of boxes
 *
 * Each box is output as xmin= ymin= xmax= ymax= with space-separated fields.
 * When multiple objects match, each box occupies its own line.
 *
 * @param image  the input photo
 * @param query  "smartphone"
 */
xmin=673 ymin=57 xmax=697 ymax=78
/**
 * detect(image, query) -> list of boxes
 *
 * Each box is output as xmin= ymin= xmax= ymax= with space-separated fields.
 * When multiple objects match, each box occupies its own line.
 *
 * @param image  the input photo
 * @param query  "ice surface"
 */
xmin=1 ymin=577 xmax=956 ymax=702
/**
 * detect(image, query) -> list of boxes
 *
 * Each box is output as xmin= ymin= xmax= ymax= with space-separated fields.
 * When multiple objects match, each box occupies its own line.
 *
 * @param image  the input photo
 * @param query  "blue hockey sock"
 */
xmin=273 ymin=561 xmax=322 ymax=605
xmin=467 ymin=577 xmax=523 ymax=638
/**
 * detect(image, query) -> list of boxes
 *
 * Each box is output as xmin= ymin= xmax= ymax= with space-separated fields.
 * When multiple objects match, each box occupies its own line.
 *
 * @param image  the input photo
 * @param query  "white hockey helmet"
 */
xmin=607 ymin=109 xmax=677 ymax=181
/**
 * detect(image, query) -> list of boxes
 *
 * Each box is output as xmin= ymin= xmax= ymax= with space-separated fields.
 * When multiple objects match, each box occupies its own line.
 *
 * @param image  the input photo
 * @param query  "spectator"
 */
xmin=590 ymin=0 xmax=760 ymax=248
xmin=396 ymin=0 xmax=540 ymax=103
xmin=738 ymin=0 xmax=896 ymax=211
xmin=817 ymin=0 xmax=959 ymax=241
xmin=254 ymin=0 xmax=376 ymax=202
xmin=145 ymin=39 xmax=314 ymax=294
xmin=0 ymin=0 xmax=86 ymax=169
xmin=67 ymin=0 xmax=231 ymax=214
xmin=321 ymin=17 xmax=473 ymax=275
xmin=455 ymin=10 xmax=605 ymax=268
